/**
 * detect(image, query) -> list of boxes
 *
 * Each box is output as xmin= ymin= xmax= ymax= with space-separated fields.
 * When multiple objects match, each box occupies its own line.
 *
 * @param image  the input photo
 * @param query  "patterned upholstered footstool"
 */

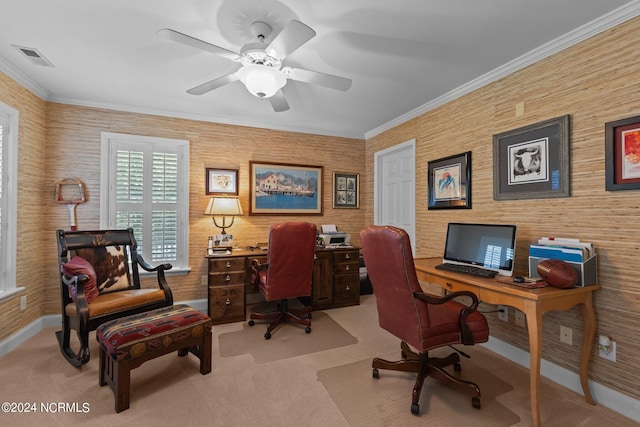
xmin=96 ymin=304 xmax=212 ymax=412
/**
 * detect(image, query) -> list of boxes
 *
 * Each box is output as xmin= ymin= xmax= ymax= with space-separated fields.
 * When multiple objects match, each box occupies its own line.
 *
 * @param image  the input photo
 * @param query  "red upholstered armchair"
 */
xmin=360 ymin=225 xmax=489 ymax=416
xmin=248 ymin=222 xmax=317 ymax=339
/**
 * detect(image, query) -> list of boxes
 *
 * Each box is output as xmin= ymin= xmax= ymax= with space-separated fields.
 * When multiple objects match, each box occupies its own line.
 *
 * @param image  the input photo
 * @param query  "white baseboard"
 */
xmin=481 ymin=337 xmax=640 ymax=423
xmin=2 ymin=305 xmax=637 ymax=422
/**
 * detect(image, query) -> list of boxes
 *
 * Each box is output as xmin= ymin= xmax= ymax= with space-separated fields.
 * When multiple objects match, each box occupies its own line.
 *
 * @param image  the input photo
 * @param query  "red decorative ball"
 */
xmin=537 ymin=259 xmax=578 ymax=288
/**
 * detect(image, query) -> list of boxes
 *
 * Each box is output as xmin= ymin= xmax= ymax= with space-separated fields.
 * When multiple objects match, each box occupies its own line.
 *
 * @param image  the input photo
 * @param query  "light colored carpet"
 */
xmin=219 ymin=310 xmax=358 ymax=363
xmin=317 ymin=350 xmax=521 ymax=427
xmin=0 ymin=295 xmax=637 ymax=426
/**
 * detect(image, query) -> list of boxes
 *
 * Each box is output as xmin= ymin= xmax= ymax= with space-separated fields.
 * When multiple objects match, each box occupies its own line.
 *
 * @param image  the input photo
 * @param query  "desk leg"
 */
xmin=525 ymin=302 xmax=543 ymax=427
xmin=579 ymin=295 xmax=596 ymax=405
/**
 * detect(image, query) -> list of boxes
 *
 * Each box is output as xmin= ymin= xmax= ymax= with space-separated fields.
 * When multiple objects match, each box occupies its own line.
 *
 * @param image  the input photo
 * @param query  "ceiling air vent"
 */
xmin=12 ymin=45 xmax=55 ymax=67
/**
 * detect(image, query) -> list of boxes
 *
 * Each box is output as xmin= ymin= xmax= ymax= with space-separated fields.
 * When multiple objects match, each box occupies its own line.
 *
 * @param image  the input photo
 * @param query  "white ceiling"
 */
xmin=1 ymin=0 xmax=638 ymax=139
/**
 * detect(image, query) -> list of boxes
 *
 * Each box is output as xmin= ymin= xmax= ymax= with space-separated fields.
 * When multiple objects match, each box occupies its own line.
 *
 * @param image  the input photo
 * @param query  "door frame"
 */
xmin=373 ymin=138 xmax=416 ymax=253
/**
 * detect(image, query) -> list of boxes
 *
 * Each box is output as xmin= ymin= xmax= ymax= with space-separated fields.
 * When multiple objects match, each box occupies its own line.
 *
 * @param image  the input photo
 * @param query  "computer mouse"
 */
xmin=513 ymin=275 xmax=525 ymax=283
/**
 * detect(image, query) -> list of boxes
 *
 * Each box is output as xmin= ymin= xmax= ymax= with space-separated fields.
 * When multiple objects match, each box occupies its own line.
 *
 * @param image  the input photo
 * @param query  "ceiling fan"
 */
xmin=158 ymin=20 xmax=352 ymax=112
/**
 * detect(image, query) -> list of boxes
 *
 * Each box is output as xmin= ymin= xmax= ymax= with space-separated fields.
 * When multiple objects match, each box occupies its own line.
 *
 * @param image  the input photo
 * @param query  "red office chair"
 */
xmin=360 ymin=225 xmax=489 ymax=416
xmin=248 ymin=222 xmax=317 ymax=339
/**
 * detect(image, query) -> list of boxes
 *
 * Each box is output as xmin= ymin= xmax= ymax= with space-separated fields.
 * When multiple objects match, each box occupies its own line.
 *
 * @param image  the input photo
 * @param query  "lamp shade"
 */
xmin=205 ymin=197 xmax=244 ymax=216
xmin=237 ymin=64 xmax=286 ymax=99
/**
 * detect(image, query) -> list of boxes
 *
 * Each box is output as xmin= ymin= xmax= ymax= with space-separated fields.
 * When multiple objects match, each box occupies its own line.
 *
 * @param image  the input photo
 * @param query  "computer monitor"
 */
xmin=442 ymin=222 xmax=517 ymax=276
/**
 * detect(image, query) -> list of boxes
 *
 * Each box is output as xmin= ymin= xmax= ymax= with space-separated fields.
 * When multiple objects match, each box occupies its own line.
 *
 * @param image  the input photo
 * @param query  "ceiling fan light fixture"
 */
xmin=237 ymin=64 xmax=286 ymax=99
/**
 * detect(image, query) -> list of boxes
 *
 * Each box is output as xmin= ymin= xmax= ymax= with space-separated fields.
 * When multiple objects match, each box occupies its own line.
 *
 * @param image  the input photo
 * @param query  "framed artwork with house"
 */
xmin=249 ymin=161 xmax=323 ymax=215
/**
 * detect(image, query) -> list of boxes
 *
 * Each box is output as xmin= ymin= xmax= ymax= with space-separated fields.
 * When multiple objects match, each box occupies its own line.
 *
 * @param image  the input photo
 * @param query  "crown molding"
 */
xmin=47 ymin=95 xmax=365 ymax=140
xmin=364 ymin=0 xmax=640 ymax=140
xmin=0 ymin=55 xmax=49 ymax=99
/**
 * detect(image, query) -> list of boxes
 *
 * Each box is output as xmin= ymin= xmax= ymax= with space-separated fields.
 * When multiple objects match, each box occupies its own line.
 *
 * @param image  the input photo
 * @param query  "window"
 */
xmin=101 ymin=132 xmax=190 ymax=272
xmin=0 ymin=101 xmax=20 ymax=300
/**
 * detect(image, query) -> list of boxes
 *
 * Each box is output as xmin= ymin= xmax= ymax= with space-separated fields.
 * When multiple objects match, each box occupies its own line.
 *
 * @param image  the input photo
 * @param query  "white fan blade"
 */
xmin=265 ymin=20 xmax=316 ymax=60
xmin=284 ymin=67 xmax=352 ymax=92
xmin=187 ymin=73 xmax=238 ymax=95
xmin=158 ymin=28 xmax=240 ymax=61
xmin=268 ymin=90 xmax=290 ymax=112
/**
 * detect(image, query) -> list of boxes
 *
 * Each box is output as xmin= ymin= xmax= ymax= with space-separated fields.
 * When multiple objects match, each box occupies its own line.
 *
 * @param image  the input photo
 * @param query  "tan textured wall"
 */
xmin=0 ymin=73 xmax=48 ymax=340
xmin=366 ymin=17 xmax=640 ymax=400
xmin=2 ymin=13 xmax=639 ymax=405
xmin=42 ymin=104 xmax=366 ymax=308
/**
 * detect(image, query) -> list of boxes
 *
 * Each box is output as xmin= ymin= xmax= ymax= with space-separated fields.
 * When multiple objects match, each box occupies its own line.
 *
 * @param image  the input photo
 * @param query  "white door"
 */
xmin=374 ymin=139 xmax=416 ymax=253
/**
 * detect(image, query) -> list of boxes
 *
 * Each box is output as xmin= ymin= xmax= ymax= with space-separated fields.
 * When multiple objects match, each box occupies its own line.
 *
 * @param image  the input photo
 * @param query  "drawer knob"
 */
xmin=345 ymin=254 xmax=350 ymax=259
xmin=225 ymin=298 xmax=231 ymax=305
xmin=226 ymin=261 xmax=231 ymax=268
xmin=345 ymin=265 xmax=350 ymax=271
xmin=345 ymin=285 xmax=350 ymax=291
xmin=225 ymin=274 xmax=231 ymax=281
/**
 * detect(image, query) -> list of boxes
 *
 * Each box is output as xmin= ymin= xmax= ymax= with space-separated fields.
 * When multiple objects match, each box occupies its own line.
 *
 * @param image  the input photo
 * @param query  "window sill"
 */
xmin=0 ymin=287 xmax=26 ymax=303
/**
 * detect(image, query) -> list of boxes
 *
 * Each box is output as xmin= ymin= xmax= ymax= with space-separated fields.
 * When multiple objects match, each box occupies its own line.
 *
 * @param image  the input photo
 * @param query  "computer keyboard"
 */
xmin=435 ymin=263 xmax=498 ymax=278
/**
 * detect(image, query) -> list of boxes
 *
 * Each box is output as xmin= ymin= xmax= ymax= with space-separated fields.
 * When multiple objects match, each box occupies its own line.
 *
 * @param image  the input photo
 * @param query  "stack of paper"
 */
xmin=529 ymin=237 xmax=595 ymax=263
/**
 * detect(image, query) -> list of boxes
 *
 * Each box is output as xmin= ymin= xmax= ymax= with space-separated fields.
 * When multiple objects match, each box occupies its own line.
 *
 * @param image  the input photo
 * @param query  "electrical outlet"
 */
xmin=20 ymin=295 xmax=27 ymax=311
xmin=560 ymin=326 xmax=573 ymax=345
xmin=201 ymin=275 xmax=208 ymax=286
xmin=599 ymin=341 xmax=616 ymax=362
xmin=515 ymin=310 xmax=526 ymax=327
xmin=498 ymin=305 xmax=508 ymax=322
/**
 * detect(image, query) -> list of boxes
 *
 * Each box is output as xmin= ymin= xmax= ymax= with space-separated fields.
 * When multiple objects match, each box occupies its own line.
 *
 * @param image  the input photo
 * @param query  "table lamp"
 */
xmin=204 ymin=197 xmax=243 ymax=235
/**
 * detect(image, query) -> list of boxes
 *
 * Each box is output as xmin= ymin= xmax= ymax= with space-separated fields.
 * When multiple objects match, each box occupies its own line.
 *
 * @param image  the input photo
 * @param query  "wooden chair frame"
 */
xmin=56 ymin=228 xmax=173 ymax=367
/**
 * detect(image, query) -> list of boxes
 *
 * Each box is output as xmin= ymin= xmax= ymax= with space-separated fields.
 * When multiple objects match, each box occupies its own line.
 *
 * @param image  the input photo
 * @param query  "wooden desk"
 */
xmin=206 ymin=247 xmax=360 ymax=324
xmin=414 ymin=257 xmax=599 ymax=427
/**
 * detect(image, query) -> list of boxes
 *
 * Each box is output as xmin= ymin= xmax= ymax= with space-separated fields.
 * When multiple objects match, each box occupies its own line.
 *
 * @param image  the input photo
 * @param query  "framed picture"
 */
xmin=206 ymin=168 xmax=238 ymax=195
xmin=428 ymin=151 xmax=471 ymax=209
xmin=249 ymin=161 xmax=323 ymax=215
xmin=332 ymin=172 xmax=360 ymax=208
xmin=605 ymin=115 xmax=640 ymax=191
xmin=493 ymin=115 xmax=570 ymax=200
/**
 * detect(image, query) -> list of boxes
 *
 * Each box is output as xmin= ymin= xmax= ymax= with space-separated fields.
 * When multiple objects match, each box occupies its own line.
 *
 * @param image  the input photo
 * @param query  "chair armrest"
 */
xmin=135 ymin=252 xmax=172 ymax=273
xmin=250 ymin=259 xmax=269 ymax=290
xmin=413 ymin=290 xmax=481 ymax=345
xmin=251 ymin=259 xmax=269 ymax=270
xmin=61 ymin=273 xmax=91 ymax=325
xmin=133 ymin=252 xmax=174 ymax=305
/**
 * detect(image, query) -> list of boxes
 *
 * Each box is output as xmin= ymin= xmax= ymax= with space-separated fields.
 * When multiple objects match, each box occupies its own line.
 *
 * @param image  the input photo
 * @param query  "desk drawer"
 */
xmin=334 ymin=261 xmax=358 ymax=275
xmin=208 ymin=284 xmax=245 ymax=324
xmin=209 ymin=257 xmax=245 ymax=272
xmin=421 ymin=273 xmax=479 ymax=294
xmin=334 ymin=250 xmax=359 ymax=263
xmin=209 ymin=271 xmax=245 ymax=286
xmin=333 ymin=275 xmax=360 ymax=305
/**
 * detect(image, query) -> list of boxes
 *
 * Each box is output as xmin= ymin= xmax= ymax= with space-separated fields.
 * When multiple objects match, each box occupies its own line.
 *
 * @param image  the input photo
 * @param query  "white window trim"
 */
xmin=0 ymin=101 xmax=22 ymax=301
xmin=100 ymin=132 xmax=190 ymax=275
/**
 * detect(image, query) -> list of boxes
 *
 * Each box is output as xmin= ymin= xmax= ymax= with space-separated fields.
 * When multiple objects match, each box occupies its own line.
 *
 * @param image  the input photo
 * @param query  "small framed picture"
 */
xmin=428 ymin=151 xmax=471 ymax=209
xmin=493 ymin=115 xmax=570 ymax=200
xmin=333 ymin=172 xmax=360 ymax=208
xmin=605 ymin=115 xmax=640 ymax=191
xmin=206 ymin=168 xmax=238 ymax=195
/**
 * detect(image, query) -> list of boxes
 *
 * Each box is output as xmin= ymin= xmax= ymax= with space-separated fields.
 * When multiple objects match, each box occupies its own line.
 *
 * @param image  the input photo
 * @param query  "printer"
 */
xmin=318 ymin=225 xmax=351 ymax=247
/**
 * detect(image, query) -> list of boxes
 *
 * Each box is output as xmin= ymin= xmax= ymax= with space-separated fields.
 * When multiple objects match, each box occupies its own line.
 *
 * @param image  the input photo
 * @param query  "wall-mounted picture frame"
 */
xmin=249 ymin=161 xmax=323 ymax=215
xmin=206 ymin=168 xmax=238 ymax=195
xmin=605 ymin=115 xmax=640 ymax=191
xmin=493 ymin=115 xmax=570 ymax=200
xmin=332 ymin=172 xmax=360 ymax=208
xmin=428 ymin=151 xmax=471 ymax=209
